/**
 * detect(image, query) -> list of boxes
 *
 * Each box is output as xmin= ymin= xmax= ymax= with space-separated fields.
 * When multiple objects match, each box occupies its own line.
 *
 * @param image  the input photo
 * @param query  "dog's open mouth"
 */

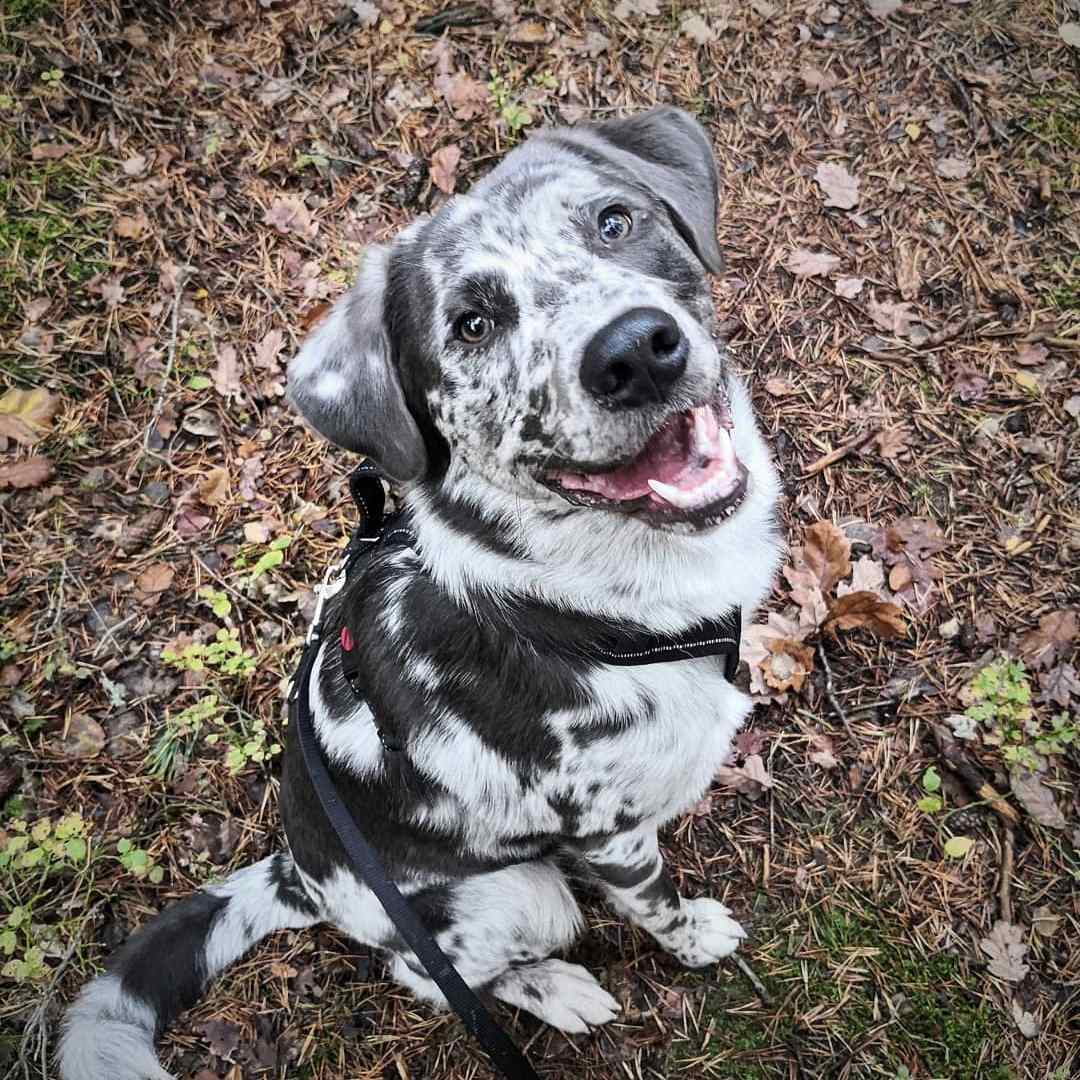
xmin=542 ymin=398 xmax=749 ymax=523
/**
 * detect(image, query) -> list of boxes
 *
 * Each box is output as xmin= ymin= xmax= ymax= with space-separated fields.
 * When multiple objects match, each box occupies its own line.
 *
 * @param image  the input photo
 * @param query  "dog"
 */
xmin=59 ymin=106 xmax=782 ymax=1080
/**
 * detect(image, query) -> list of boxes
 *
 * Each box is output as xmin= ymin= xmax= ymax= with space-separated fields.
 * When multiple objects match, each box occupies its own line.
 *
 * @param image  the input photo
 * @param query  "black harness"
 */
xmin=289 ymin=461 xmax=742 ymax=1080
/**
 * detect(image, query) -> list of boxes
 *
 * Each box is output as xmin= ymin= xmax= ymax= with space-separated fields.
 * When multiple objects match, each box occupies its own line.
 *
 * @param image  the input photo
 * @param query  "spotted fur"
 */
xmin=59 ymin=107 xmax=782 ymax=1080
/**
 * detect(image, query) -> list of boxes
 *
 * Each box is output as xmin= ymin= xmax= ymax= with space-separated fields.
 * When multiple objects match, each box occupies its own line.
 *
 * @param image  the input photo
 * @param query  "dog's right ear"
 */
xmin=287 ymin=246 xmax=427 ymax=483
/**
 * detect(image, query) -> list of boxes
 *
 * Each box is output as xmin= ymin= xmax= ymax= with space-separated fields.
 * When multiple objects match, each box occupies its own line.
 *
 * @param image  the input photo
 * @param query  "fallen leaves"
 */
xmin=786 ymin=247 xmax=841 ymax=277
xmin=0 ymin=387 xmax=59 ymax=447
xmin=865 ymin=0 xmax=901 ymax=18
xmin=136 ymin=562 xmax=175 ymax=596
xmin=263 ymin=197 xmax=318 ymax=240
xmin=1059 ymin=21 xmax=1080 ymax=47
xmin=1017 ymin=610 xmax=1077 ymax=670
xmin=802 ymin=521 xmax=851 ymax=594
xmin=763 ymin=638 xmax=814 ymax=692
xmin=0 ymin=455 xmax=54 ymax=489
xmin=213 ymin=346 xmax=242 ymax=400
xmin=197 ymin=467 xmax=231 ymax=507
xmin=979 ymin=921 xmax=1030 ymax=983
xmin=866 ymin=297 xmax=918 ymax=337
xmin=935 ymin=155 xmax=972 ymax=180
xmin=834 ymin=275 xmax=864 ymax=299
xmin=824 ymin=592 xmax=906 ymax=638
xmin=1009 ymin=768 xmax=1067 ymax=830
xmin=430 ymin=144 xmax=462 ymax=195
xmin=58 ymin=714 xmax=106 ymax=758
xmin=716 ymin=753 xmax=773 ymax=795
xmin=814 ymin=162 xmax=859 ymax=209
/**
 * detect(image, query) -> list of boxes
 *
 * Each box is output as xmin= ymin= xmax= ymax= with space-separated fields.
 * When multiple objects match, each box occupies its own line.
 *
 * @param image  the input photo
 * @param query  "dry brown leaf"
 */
xmin=802 ymin=521 xmax=851 ymax=593
xmin=814 ymin=162 xmax=859 ymax=209
xmin=838 ymin=555 xmax=887 ymax=599
xmin=786 ymin=247 xmax=841 ymax=277
xmin=1017 ymin=610 xmax=1078 ymax=670
xmin=434 ymin=69 xmax=489 ymax=120
xmin=866 ymin=0 xmax=901 ymax=18
xmin=979 ymin=921 xmax=1029 ymax=982
xmin=1013 ymin=342 xmax=1049 ymax=367
xmin=824 ymin=591 xmax=907 ymax=638
xmin=800 ymin=64 xmax=837 ymax=91
xmin=765 ymin=377 xmax=795 ymax=397
xmin=263 ymin=197 xmax=318 ymax=239
xmin=1010 ymin=768 xmax=1066 ymax=829
xmin=835 ymin=275 xmax=864 ymax=298
xmin=867 ymin=297 xmax=918 ymax=337
xmin=716 ymin=753 xmax=773 ymax=794
xmin=0 ymin=387 xmax=59 ymax=446
xmin=0 ymin=454 xmax=54 ymax=489
xmin=213 ymin=346 xmax=242 ymax=399
xmin=1058 ymin=21 xmax=1080 ymax=47
xmin=1031 ymin=905 xmax=1061 ymax=938
xmin=895 ymin=241 xmax=921 ymax=301
xmin=113 ymin=211 xmax=149 ymax=239
xmin=254 ymin=329 xmax=284 ymax=370
xmin=763 ymin=638 xmax=814 ymax=692
xmin=809 ymin=733 xmax=839 ymax=769
xmin=935 ymin=155 xmax=972 ymax=180
xmin=57 ymin=714 xmax=106 ymax=758
xmin=136 ymin=562 xmax=175 ymax=595
xmin=508 ymin=20 xmax=551 ymax=43
xmin=953 ymin=370 xmax=989 ymax=402
xmin=197 ymin=468 xmax=230 ymax=507
xmin=876 ymin=426 xmax=911 ymax=460
xmin=430 ymin=144 xmax=462 ymax=195
xmin=31 ymin=143 xmax=73 ymax=161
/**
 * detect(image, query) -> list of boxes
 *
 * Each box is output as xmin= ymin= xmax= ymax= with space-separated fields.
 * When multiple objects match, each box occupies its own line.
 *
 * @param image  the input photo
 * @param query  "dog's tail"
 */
xmin=58 ymin=852 xmax=321 ymax=1080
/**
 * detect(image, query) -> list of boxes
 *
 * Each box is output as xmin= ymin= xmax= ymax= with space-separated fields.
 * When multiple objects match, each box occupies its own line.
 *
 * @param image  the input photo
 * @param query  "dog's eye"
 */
xmin=598 ymin=206 xmax=633 ymax=243
xmin=454 ymin=312 xmax=493 ymax=345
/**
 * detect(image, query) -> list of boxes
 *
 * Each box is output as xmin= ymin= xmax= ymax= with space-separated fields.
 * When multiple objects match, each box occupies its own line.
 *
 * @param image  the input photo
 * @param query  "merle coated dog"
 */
xmin=60 ymin=107 xmax=782 ymax=1080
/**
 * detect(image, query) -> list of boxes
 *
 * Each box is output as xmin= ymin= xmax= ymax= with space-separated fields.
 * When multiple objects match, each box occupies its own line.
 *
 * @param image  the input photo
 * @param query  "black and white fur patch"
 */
xmin=59 ymin=107 xmax=782 ymax=1080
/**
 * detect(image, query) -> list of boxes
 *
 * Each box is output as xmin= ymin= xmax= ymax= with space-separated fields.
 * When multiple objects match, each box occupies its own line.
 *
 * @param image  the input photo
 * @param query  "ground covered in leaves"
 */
xmin=1 ymin=0 xmax=1078 ymax=1077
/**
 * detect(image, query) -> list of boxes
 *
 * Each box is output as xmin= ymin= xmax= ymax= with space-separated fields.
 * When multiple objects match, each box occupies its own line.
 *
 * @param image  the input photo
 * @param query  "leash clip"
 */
xmin=305 ymin=559 xmax=348 ymax=645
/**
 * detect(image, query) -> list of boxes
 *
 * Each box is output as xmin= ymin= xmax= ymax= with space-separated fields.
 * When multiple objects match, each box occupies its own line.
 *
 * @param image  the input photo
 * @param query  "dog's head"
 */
xmin=289 ymin=107 xmax=750 ymax=531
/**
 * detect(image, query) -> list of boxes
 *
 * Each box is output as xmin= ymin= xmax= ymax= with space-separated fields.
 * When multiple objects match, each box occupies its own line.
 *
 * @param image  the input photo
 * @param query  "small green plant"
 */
xmin=1 ymin=815 xmax=90 ymax=983
xmin=0 ymin=639 xmax=20 ymax=661
xmin=488 ymin=74 xmax=533 ymax=135
xmin=147 ymin=693 xmax=222 ymax=779
xmin=163 ymin=628 xmax=255 ymax=677
xmin=39 ymin=67 xmax=63 ymax=84
xmin=198 ymin=586 xmax=232 ymax=620
xmin=247 ymin=534 xmax=291 ymax=581
xmin=207 ymin=717 xmax=281 ymax=774
xmin=917 ymin=766 xmax=943 ymax=813
xmin=960 ymin=657 xmax=1073 ymax=771
xmin=116 ymin=839 xmax=163 ymax=884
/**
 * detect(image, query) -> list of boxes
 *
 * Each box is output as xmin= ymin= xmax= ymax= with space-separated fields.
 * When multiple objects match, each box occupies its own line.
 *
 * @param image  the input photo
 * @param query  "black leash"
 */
xmin=289 ymin=461 xmax=743 ymax=1080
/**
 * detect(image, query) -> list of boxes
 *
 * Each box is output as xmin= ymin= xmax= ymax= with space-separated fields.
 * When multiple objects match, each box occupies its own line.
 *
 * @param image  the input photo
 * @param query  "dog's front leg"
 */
xmin=572 ymin=827 xmax=745 ymax=967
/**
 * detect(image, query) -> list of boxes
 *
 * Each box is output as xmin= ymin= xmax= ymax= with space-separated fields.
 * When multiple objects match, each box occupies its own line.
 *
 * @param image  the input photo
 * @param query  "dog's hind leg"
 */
xmin=58 ymin=852 xmax=322 ymax=1080
xmin=366 ymin=860 xmax=619 ymax=1034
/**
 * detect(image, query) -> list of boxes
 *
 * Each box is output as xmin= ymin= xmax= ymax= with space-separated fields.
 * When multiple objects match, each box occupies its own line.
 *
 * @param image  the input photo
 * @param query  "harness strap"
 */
xmin=290 ymin=645 xmax=540 ymax=1080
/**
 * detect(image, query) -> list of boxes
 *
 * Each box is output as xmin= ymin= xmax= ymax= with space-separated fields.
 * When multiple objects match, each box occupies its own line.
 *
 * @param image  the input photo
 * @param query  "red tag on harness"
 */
xmin=340 ymin=626 xmax=354 ymax=652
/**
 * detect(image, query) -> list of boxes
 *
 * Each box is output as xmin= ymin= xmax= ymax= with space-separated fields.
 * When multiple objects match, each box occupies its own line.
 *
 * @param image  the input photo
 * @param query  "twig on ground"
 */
xmin=816 ymin=642 xmax=854 ymax=739
xmin=921 ymin=312 xmax=997 ymax=349
xmin=730 ymin=953 xmax=771 ymax=1004
xmin=143 ymin=266 xmax=190 ymax=458
xmin=67 ymin=73 xmax=180 ymax=126
xmin=801 ymin=429 xmax=879 ymax=478
xmin=999 ymin=825 xmax=1015 ymax=925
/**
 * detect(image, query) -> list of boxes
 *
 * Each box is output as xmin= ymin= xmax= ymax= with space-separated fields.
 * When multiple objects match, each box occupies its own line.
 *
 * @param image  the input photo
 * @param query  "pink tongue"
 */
xmin=557 ymin=408 xmax=699 ymax=501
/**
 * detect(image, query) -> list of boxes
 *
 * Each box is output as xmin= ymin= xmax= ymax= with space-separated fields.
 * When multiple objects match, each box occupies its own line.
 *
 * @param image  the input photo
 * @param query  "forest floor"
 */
xmin=1 ymin=0 xmax=1078 ymax=1077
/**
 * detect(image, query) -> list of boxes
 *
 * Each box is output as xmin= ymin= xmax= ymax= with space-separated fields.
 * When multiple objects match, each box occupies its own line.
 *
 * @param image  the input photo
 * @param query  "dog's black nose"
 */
xmin=580 ymin=308 xmax=688 ymax=408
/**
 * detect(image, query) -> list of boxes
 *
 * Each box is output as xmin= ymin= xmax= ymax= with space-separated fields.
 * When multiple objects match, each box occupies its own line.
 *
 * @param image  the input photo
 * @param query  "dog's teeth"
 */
xmin=648 ymin=478 xmax=695 ymax=508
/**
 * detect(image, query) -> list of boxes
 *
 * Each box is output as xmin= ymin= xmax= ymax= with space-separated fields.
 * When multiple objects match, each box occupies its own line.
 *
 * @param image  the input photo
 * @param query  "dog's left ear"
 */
xmin=576 ymin=106 xmax=724 ymax=275
xmin=286 ymin=245 xmax=427 ymax=483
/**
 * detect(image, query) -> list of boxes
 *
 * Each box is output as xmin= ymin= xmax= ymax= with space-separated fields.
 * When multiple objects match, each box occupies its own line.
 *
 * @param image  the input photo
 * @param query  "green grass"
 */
xmin=666 ymin=906 xmax=1011 ymax=1079
xmin=0 ymin=155 xmax=108 ymax=325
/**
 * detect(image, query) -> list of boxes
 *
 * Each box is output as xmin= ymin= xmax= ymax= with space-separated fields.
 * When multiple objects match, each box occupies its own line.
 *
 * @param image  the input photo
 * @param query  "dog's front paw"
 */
xmin=670 ymin=897 xmax=746 ymax=967
xmin=492 ymin=959 xmax=620 ymax=1034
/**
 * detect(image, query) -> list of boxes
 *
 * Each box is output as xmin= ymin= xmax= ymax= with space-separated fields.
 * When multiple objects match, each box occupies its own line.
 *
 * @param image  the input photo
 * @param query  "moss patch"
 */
xmin=0 ymin=155 xmax=108 ymax=325
xmin=666 ymin=906 xmax=1010 ymax=1079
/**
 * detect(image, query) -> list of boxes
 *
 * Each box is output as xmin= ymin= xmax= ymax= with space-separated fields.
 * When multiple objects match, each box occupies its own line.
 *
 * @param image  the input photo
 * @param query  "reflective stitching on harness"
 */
xmin=591 ymin=635 xmax=739 ymax=661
